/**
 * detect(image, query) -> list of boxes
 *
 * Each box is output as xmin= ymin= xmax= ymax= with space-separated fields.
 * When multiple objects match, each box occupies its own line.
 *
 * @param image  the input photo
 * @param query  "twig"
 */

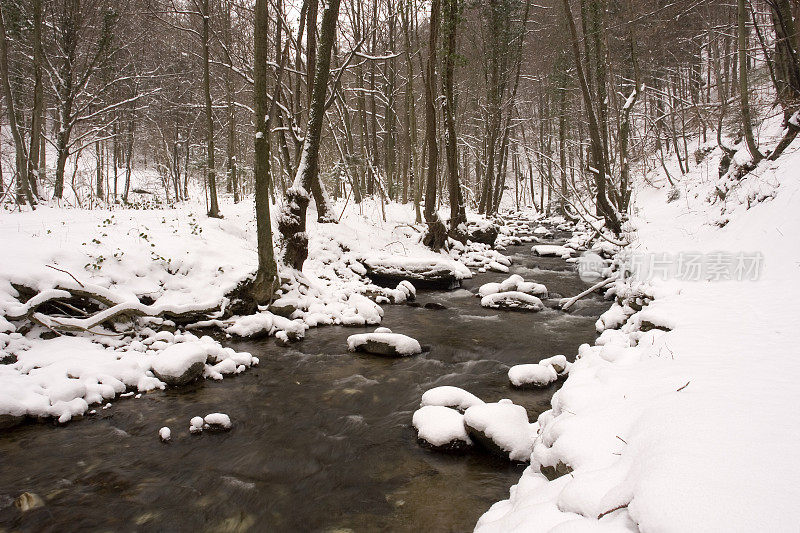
xmin=597 ymin=503 xmax=629 ymax=520
xmin=616 ymin=435 xmax=628 ymax=445
xmin=46 ymin=265 xmax=86 ymax=288
xmin=677 ymin=381 xmax=691 ymax=392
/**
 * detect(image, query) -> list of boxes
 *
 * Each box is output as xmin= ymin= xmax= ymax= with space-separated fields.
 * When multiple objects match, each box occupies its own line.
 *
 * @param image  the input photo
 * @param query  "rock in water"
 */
xmin=480 ymin=292 xmax=544 ymax=312
xmin=361 ymin=256 xmax=471 ymax=290
xmin=508 ymin=363 xmax=558 ymax=388
xmin=151 ymin=342 xmax=208 ymax=386
xmin=190 ymin=416 xmax=204 ymax=434
xmin=412 ymin=405 xmax=472 ymax=452
xmin=420 ymin=386 xmax=485 ymax=412
xmin=14 ymin=492 xmax=44 ymax=512
xmin=204 ymin=413 xmax=232 ymax=431
xmin=467 ymin=222 xmax=499 ymax=246
xmin=346 ymin=332 xmax=422 ymax=357
xmin=159 ymin=427 xmax=171 ymax=442
xmin=463 ymin=400 xmax=535 ymax=461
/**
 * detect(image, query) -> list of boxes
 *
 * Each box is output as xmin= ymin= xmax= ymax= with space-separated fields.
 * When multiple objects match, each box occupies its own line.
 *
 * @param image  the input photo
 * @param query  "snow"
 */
xmin=463 ymin=400 xmax=536 ymax=461
xmin=159 ymin=426 xmax=171 ymax=441
xmin=346 ymin=332 xmax=422 ymax=356
xmin=479 ymin=116 xmax=800 ymax=530
xmin=420 ymin=385 xmax=485 ymax=412
xmin=412 ymin=405 xmax=472 ymax=447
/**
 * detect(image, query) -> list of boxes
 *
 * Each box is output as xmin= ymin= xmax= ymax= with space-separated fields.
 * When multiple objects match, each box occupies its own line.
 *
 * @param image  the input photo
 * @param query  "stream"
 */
xmin=0 ymin=242 xmax=609 ymax=532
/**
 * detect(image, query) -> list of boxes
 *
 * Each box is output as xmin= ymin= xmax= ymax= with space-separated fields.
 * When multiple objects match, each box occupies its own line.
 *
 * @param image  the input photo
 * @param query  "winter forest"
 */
xmin=1 ymin=0 xmax=799 ymax=529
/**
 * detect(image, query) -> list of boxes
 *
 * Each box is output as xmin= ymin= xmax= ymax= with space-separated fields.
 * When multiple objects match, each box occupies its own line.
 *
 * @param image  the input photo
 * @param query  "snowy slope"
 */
xmin=477 ymin=129 xmax=800 ymax=530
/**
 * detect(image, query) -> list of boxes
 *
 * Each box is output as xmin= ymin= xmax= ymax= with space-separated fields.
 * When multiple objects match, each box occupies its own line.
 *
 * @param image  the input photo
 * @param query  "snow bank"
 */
xmin=480 ymin=121 xmax=800 ymax=530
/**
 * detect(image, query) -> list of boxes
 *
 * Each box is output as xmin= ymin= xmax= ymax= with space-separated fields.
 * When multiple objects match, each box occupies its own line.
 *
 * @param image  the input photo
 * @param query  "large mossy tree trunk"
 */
xmin=278 ymin=0 xmax=342 ymax=270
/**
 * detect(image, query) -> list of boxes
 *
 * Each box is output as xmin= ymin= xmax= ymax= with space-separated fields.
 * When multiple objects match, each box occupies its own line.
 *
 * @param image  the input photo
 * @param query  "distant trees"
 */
xmin=0 ymin=0 xmax=798 ymax=243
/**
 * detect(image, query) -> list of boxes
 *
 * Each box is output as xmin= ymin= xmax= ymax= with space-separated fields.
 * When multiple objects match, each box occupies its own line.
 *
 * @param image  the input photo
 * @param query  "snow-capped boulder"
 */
xmin=508 ymin=363 xmax=558 ymax=388
xmin=481 ymin=292 xmax=544 ymax=312
xmin=467 ymin=221 xmax=500 ymax=246
xmin=203 ymin=412 xmax=232 ymax=431
xmin=463 ymin=400 xmax=535 ymax=461
xmin=347 ymin=332 xmax=422 ymax=357
xmin=539 ymin=354 xmax=568 ymax=374
xmin=412 ymin=405 xmax=472 ymax=452
xmin=151 ymin=342 xmax=208 ymax=386
xmin=361 ymin=256 xmax=471 ymax=289
xmin=420 ymin=386 xmax=485 ymax=412
xmin=532 ymin=245 xmax=572 ymax=258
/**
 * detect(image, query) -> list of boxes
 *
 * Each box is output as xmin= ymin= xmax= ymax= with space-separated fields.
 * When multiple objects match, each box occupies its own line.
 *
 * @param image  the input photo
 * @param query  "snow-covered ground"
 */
xmin=0 ymin=194 xmax=518 ymax=425
xmin=477 ymin=120 xmax=800 ymax=530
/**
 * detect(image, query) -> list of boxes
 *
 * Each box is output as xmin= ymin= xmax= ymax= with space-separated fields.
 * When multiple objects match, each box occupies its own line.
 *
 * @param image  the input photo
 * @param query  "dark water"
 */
xmin=0 ymin=244 xmax=609 ymax=533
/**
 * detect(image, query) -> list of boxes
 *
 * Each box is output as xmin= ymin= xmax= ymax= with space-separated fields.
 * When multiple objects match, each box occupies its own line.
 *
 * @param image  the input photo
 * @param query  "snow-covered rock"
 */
xmin=481 ymin=292 xmax=544 ymax=311
xmin=151 ymin=342 xmax=208 ymax=386
xmin=361 ymin=256 xmax=472 ymax=289
xmin=532 ymin=245 xmax=572 ymax=258
xmin=189 ymin=416 xmax=204 ymax=434
xmin=420 ymin=386 xmax=485 ymax=412
xmin=508 ymin=364 xmax=558 ymax=388
xmin=463 ymin=400 xmax=535 ymax=461
xmin=159 ymin=426 xmax=171 ymax=442
xmin=203 ymin=412 xmax=232 ymax=431
xmin=346 ymin=332 xmax=422 ymax=357
xmin=412 ymin=405 xmax=472 ymax=451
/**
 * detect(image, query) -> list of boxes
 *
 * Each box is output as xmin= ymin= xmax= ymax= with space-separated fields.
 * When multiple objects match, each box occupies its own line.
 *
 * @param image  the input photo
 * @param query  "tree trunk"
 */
xmin=251 ymin=0 xmax=280 ymax=303
xmin=739 ymin=0 xmax=763 ymax=163
xmin=202 ymin=0 xmax=222 ymax=218
xmin=278 ymin=0 xmax=342 ymax=270
xmin=422 ymin=0 xmax=447 ymax=250
xmin=442 ymin=0 xmax=466 ymax=233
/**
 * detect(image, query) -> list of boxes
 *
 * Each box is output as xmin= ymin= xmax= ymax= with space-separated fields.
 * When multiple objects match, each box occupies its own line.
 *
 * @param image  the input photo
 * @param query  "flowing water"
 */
xmin=0 ymin=243 xmax=609 ymax=533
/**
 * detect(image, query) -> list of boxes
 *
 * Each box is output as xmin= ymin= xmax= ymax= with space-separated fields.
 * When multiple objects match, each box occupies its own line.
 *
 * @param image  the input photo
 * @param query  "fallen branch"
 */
xmin=560 ymin=276 xmax=617 ymax=311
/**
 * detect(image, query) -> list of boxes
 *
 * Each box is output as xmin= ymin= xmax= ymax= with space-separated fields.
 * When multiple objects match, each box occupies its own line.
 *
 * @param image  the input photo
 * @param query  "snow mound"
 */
xmin=412 ymin=405 xmax=472 ymax=449
xmin=420 ymin=385 xmax=485 ymax=412
xmin=159 ymin=427 xmax=171 ymax=442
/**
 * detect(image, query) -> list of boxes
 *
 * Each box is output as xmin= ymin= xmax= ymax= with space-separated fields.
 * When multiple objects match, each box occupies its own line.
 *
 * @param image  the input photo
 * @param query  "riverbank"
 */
xmin=476 ymin=131 xmax=800 ymax=530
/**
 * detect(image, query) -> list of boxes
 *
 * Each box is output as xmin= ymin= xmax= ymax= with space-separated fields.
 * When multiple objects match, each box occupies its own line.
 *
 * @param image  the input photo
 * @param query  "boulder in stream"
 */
xmin=361 ymin=256 xmax=471 ymax=290
xmin=481 ymin=292 xmax=544 ymax=312
xmin=347 ymin=332 xmax=422 ymax=357
xmin=420 ymin=386 xmax=485 ymax=412
xmin=151 ymin=342 xmax=208 ymax=386
xmin=412 ymin=405 xmax=473 ymax=452
xmin=463 ymin=400 xmax=535 ymax=461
